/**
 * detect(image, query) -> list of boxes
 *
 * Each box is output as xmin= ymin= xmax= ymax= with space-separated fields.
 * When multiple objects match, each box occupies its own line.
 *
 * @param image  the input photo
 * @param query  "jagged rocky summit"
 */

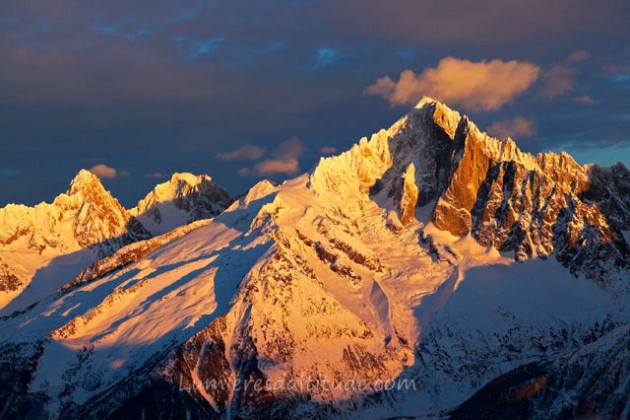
xmin=131 ymin=172 xmax=232 ymax=235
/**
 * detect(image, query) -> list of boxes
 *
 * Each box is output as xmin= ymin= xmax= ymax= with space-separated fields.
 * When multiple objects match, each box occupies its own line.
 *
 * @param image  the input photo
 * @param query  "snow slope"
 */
xmin=0 ymin=170 xmax=150 ymax=314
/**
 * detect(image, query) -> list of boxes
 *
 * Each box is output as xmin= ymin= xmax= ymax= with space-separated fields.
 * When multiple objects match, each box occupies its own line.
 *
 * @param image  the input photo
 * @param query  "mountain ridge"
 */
xmin=0 ymin=98 xmax=628 ymax=419
xmin=0 ymin=170 xmax=233 ymax=314
xmin=311 ymin=97 xmax=629 ymax=283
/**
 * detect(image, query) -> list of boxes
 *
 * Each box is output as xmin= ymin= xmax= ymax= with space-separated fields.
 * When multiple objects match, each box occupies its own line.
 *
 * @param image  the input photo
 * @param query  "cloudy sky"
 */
xmin=2 ymin=0 xmax=630 ymax=206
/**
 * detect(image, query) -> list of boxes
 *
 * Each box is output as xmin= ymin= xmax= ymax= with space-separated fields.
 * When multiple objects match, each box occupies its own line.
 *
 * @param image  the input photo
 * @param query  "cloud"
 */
xmin=217 ymin=145 xmax=266 ymax=161
xmin=253 ymin=159 xmax=299 ymax=176
xmin=538 ymin=51 xmax=592 ymax=101
xmin=601 ymin=64 xmax=630 ymax=76
xmin=487 ymin=117 xmax=536 ymax=140
xmin=145 ymin=172 xmax=167 ymax=179
xmin=365 ymin=57 xmax=540 ymax=111
xmin=89 ymin=163 xmax=118 ymax=179
xmin=574 ymin=95 xmax=595 ymax=105
xmin=538 ymin=64 xmax=578 ymax=100
xmin=319 ymin=146 xmax=337 ymax=154
xmin=567 ymin=50 xmax=589 ymax=63
xmin=241 ymin=137 xmax=303 ymax=176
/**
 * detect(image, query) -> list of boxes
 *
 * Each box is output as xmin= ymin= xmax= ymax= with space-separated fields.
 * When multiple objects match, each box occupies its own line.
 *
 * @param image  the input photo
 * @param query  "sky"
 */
xmin=2 ymin=0 xmax=630 ymax=207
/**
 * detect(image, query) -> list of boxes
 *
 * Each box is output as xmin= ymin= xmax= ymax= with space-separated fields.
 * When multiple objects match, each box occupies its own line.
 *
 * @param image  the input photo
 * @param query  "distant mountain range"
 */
xmin=0 ymin=98 xmax=627 ymax=419
xmin=0 ymin=171 xmax=231 ymax=314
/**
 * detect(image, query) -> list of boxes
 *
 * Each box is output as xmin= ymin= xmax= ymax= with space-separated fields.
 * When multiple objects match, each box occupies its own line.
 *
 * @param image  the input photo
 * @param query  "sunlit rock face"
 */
xmin=358 ymin=98 xmax=629 ymax=280
xmin=0 ymin=99 xmax=628 ymax=419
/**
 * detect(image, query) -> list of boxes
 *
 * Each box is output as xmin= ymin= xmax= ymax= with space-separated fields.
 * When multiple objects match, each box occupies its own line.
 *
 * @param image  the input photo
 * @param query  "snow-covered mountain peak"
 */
xmin=413 ymin=95 xmax=439 ymax=110
xmin=135 ymin=172 xmax=226 ymax=207
xmin=411 ymin=97 xmax=462 ymax=139
xmin=407 ymin=99 xmax=575 ymax=175
xmin=53 ymin=169 xmax=124 ymax=214
xmin=241 ymin=179 xmax=278 ymax=207
xmin=0 ymin=100 xmax=628 ymax=419
xmin=0 ymin=170 xmax=234 ymax=314
xmin=309 ymin=98 xmax=630 ymax=283
xmin=131 ymin=171 xmax=232 ymax=235
xmin=165 ymin=172 xmax=215 ymax=194
xmin=67 ymin=169 xmax=102 ymax=193
xmin=0 ymin=171 xmax=149 ymax=313
xmin=171 ymin=171 xmax=208 ymax=184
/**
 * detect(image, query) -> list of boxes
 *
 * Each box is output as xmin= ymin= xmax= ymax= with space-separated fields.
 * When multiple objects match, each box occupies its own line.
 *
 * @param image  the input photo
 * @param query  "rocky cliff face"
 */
xmin=451 ymin=324 xmax=630 ymax=419
xmin=582 ymin=162 xmax=630 ymax=230
xmin=341 ymin=98 xmax=629 ymax=283
xmin=0 ymin=256 xmax=23 ymax=293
